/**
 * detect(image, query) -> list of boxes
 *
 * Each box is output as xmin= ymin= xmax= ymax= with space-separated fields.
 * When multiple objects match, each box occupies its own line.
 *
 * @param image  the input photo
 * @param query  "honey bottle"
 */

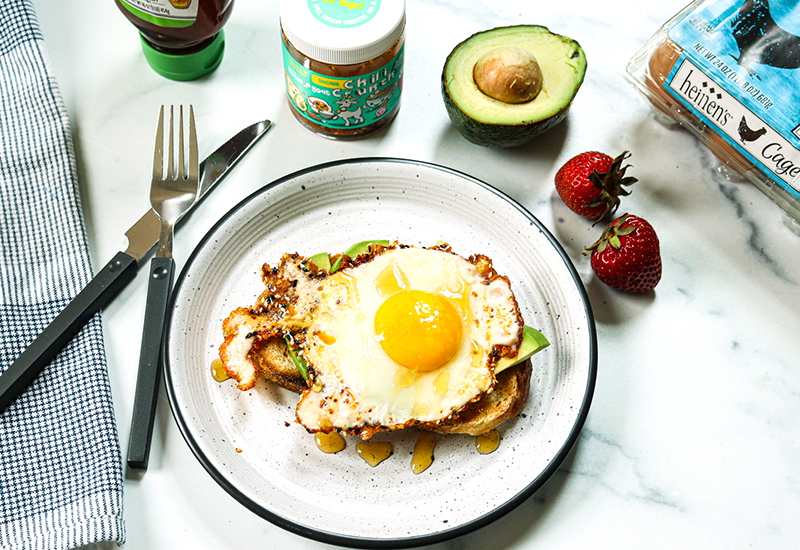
xmin=115 ymin=0 xmax=234 ymax=81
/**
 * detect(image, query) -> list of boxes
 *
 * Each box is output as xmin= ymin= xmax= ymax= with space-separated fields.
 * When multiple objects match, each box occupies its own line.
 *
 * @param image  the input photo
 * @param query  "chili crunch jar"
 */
xmin=280 ymin=0 xmax=405 ymax=139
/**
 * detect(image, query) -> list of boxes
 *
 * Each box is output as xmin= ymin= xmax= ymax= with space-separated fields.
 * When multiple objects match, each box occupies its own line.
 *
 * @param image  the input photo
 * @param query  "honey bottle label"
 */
xmin=282 ymin=42 xmax=404 ymax=132
xmin=119 ymin=0 xmax=199 ymax=28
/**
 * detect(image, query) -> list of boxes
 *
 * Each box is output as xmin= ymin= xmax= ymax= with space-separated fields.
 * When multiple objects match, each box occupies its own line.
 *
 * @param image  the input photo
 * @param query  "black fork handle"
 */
xmin=0 ymin=251 xmax=138 ymax=413
xmin=127 ymin=256 xmax=175 ymax=469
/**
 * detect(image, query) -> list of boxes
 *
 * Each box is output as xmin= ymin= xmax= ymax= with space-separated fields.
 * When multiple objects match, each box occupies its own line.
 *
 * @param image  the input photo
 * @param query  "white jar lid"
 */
xmin=280 ymin=0 xmax=405 ymax=65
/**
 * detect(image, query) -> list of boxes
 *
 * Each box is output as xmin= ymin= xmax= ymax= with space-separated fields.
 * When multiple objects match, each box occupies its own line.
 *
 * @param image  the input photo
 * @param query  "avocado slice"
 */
xmin=342 ymin=239 xmax=391 ymax=260
xmin=308 ymin=252 xmax=332 ymax=273
xmin=330 ymin=239 xmax=390 ymax=272
xmin=494 ymin=325 xmax=550 ymax=374
xmin=286 ymin=344 xmax=309 ymax=382
xmin=442 ymin=25 xmax=586 ymax=147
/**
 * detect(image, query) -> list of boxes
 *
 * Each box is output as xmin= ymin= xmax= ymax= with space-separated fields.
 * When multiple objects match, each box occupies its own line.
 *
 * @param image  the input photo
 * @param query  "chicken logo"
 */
xmin=731 ymin=0 xmax=800 ymax=75
xmin=738 ymin=115 xmax=768 ymax=142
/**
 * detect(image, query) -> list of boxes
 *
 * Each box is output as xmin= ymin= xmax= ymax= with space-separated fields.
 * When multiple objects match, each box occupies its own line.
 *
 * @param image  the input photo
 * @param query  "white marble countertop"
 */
xmin=31 ymin=0 xmax=800 ymax=548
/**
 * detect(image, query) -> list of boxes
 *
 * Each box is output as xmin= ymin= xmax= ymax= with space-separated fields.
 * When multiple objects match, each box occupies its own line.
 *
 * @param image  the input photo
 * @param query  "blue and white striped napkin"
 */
xmin=0 ymin=1 xmax=125 ymax=549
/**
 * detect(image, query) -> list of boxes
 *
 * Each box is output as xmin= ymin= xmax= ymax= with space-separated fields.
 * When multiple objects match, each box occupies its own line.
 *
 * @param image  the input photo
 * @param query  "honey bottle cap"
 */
xmin=140 ymin=30 xmax=226 ymax=81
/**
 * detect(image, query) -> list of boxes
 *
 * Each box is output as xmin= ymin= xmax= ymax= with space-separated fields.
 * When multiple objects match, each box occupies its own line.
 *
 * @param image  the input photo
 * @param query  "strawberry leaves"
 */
xmin=555 ymin=151 xmax=638 ymax=222
xmin=584 ymin=214 xmax=662 ymax=293
xmin=583 ymin=151 xmax=638 ymax=221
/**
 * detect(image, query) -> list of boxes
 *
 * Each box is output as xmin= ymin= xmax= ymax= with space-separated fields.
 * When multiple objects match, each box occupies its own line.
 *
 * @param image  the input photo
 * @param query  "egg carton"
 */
xmin=624 ymin=0 xmax=800 ymax=236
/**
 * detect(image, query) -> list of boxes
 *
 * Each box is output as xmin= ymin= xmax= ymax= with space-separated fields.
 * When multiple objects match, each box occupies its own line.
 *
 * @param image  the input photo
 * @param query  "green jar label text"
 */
xmin=282 ymin=43 xmax=404 ymax=131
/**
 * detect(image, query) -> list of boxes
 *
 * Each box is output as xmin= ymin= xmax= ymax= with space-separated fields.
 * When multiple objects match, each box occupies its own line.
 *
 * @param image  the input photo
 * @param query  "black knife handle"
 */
xmin=127 ymin=256 xmax=175 ymax=470
xmin=0 ymin=251 xmax=138 ymax=413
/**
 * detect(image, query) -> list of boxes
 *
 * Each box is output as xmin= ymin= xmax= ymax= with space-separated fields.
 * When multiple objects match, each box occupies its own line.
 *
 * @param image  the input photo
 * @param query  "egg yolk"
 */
xmin=374 ymin=290 xmax=463 ymax=372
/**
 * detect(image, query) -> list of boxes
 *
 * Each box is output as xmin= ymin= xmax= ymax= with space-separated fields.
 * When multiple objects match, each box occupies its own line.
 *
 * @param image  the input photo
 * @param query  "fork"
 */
xmin=128 ymin=105 xmax=199 ymax=470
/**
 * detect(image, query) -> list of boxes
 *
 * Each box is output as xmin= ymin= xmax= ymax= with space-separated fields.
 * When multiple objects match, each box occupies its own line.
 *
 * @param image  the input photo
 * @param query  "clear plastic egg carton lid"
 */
xmin=623 ymin=0 xmax=800 ymax=237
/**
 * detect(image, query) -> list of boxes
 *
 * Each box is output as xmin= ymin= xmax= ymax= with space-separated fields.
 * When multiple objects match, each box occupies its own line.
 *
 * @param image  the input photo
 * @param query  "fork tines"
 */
xmin=153 ymin=105 xmax=198 ymax=183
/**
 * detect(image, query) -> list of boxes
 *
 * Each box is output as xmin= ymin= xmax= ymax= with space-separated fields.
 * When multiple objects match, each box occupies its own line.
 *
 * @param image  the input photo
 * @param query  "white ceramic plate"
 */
xmin=164 ymin=158 xmax=596 ymax=548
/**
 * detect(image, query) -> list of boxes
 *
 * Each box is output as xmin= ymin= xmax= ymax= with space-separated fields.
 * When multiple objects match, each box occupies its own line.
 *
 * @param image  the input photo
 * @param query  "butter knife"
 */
xmin=0 ymin=119 xmax=273 ymax=413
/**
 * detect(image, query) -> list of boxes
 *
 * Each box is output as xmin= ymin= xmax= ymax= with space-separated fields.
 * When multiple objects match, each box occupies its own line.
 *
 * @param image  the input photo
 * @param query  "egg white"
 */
xmin=293 ymin=246 xmax=522 ymax=436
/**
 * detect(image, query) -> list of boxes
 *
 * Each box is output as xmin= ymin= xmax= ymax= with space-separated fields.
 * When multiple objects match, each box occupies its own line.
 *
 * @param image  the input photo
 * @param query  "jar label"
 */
xmin=119 ymin=0 xmax=199 ymax=29
xmin=282 ymin=42 xmax=404 ymax=132
xmin=307 ymin=0 xmax=381 ymax=29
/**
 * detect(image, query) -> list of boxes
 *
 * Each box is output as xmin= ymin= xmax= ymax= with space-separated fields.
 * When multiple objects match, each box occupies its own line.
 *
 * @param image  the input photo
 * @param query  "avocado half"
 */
xmin=442 ymin=25 xmax=587 ymax=147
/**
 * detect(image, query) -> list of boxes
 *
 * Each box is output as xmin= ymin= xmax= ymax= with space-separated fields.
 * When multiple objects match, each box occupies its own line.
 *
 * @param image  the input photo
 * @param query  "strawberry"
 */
xmin=554 ymin=151 xmax=637 ymax=221
xmin=584 ymin=213 xmax=662 ymax=293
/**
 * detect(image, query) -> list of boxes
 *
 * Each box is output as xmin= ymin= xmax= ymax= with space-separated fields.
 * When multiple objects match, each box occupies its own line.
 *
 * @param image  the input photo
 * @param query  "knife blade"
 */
xmin=0 ymin=119 xmax=273 ymax=413
xmin=124 ymin=118 xmax=273 ymax=262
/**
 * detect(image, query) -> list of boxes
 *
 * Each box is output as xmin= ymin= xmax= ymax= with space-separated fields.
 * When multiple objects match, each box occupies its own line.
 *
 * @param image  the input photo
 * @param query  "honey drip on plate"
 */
xmin=210 ymin=359 xmax=230 ymax=382
xmin=476 ymin=429 xmax=500 ymax=454
xmin=356 ymin=441 xmax=393 ymax=467
xmin=411 ymin=432 xmax=436 ymax=474
xmin=315 ymin=432 xmax=346 ymax=454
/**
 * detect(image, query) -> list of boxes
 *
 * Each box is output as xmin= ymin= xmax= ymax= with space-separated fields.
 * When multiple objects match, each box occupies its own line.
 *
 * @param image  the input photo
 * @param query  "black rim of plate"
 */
xmin=163 ymin=157 xmax=598 ymax=549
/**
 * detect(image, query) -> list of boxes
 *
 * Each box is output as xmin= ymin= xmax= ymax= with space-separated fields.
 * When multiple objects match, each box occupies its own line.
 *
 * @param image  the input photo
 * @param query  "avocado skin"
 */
xmin=441 ymin=25 xmax=586 ymax=148
xmin=442 ymin=85 xmax=571 ymax=147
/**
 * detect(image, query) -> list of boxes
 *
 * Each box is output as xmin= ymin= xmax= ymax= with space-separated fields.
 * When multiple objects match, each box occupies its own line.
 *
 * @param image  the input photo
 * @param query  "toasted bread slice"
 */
xmin=250 ymin=337 xmax=531 ymax=436
xmin=250 ymin=338 xmax=309 ymax=394
xmin=419 ymin=360 xmax=531 ymax=436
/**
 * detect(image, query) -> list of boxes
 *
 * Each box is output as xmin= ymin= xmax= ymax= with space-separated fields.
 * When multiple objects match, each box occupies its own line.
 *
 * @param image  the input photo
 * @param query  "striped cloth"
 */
xmin=0 ymin=1 xmax=125 ymax=549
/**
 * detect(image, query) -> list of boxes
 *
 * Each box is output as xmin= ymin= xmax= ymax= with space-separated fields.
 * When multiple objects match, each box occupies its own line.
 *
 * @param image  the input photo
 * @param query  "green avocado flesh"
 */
xmin=329 ymin=240 xmax=390 ymax=272
xmin=443 ymin=25 xmax=586 ymax=147
xmin=308 ymin=252 xmax=331 ymax=273
xmin=494 ymin=325 xmax=550 ymax=374
xmin=299 ymin=241 xmax=549 ymax=377
xmin=287 ymin=344 xmax=308 ymax=382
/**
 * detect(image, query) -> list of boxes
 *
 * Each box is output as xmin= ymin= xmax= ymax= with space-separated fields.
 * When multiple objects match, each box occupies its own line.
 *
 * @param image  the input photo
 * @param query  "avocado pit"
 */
xmin=441 ymin=25 xmax=587 ymax=147
xmin=473 ymin=46 xmax=542 ymax=104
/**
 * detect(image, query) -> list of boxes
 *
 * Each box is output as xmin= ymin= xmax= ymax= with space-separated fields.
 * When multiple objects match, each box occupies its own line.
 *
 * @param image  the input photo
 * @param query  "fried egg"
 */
xmin=220 ymin=242 xmax=523 ymax=438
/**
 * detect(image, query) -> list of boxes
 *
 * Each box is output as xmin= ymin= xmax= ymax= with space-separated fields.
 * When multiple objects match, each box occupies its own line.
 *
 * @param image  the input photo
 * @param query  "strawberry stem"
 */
xmin=584 ymin=213 xmax=631 ymax=255
xmin=584 ymin=151 xmax=637 ymax=223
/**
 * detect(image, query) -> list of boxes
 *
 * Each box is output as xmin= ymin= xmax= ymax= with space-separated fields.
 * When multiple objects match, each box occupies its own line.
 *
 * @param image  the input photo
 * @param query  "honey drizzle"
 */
xmin=375 ymin=261 xmax=408 ymax=297
xmin=330 ymin=271 xmax=358 ymax=302
xmin=432 ymin=369 xmax=449 ymax=395
xmin=356 ymin=441 xmax=393 ymax=467
xmin=210 ymin=359 xmax=230 ymax=382
xmin=439 ymin=275 xmax=471 ymax=324
xmin=470 ymin=340 xmax=484 ymax=369
xmin=476 ymin=429 xmax=501 ymax=454
xmin=315 ymin=432 xmax=346 ymax=454
xmin=411 ymin=432 xmax=436 ymax=474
